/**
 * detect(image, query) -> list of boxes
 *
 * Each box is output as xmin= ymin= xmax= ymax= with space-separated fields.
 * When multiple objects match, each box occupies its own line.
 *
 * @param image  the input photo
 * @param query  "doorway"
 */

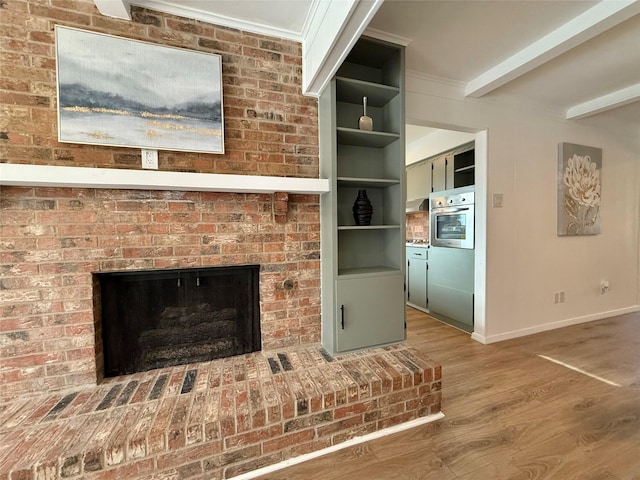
xmin=405 ymin=125 xmax=488 ymax=342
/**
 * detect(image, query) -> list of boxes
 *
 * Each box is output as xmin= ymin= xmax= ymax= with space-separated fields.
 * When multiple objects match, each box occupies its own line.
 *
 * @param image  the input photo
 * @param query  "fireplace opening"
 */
xmin=96 ymin=265 xmax=261 ymax=377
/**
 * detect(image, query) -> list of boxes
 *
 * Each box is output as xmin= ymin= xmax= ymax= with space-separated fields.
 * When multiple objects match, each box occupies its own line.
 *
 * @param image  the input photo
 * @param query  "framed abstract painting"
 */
xmin=557 ymin=142 xmax=602 ymax=236
xmin=55 ymin=26 xmax=224 ymax=154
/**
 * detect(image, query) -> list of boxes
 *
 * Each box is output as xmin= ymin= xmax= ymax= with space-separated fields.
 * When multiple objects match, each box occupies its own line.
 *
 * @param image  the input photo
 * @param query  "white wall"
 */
xmin=406 ymin=74 xmax=640 ymax=342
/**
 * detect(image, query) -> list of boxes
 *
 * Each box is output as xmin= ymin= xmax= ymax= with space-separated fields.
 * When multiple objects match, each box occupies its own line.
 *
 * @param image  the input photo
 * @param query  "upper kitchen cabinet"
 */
xmin=453 ymin=147 xmax=475 ymax=188
xmin=406 ymin=159 xmax=431 ymax=202
xmin=319 ymin=36 xmax=406 ymax=354
xmin=431 ymin=153 xmax=453 ymax=192
xmin=407 ymin=142 xmax=475 ymax=195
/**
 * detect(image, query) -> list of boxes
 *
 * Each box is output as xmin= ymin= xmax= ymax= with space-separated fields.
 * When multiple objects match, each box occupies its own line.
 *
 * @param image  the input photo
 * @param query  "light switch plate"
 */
xmin=141 ymin=149 xmax=158 ymax=170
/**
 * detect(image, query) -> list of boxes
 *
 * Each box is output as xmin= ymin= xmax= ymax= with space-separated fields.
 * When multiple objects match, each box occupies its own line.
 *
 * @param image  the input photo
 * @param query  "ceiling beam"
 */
xmin=566 ymin=83 xmax=640 ymax=119
xmin=465 ymin=0 xmax=640 ymax=98
xmin=93 ymin=0 xmax=131 ymax=20
xmin=302 ymin=0 xmax=384 ymax=96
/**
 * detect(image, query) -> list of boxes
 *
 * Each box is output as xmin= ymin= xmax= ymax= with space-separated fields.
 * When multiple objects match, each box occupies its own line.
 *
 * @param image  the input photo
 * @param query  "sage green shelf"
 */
xmin=337 ymin=266 xmax=401 ymax=277
xmin=335 ymin=77 xmax=399 ymax=106
xmin=336 ymin=127 xmax=400 ymax=148
xmin=338 ymin=225 xmax=401 ymax=230
xmin=337 ymin=177 xmax=400 ymax=188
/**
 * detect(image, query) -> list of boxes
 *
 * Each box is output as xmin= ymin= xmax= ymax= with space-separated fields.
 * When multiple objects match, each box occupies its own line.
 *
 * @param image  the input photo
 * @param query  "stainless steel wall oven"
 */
xmin=429 ymin=186 xmax=474 ymax=249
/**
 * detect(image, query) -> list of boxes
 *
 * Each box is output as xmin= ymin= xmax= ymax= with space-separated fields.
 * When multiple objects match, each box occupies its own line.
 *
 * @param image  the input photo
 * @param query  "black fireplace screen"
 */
xmin=97 ymin=265 xmax=261 ymax=377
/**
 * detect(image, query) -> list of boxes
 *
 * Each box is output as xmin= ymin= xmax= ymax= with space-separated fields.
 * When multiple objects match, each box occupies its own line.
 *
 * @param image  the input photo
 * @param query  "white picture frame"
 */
xmin=55 ymin=26 xmax=224 ymax=154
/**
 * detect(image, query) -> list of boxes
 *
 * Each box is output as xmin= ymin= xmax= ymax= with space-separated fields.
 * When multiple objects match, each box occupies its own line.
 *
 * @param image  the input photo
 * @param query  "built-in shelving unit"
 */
xmin=319 ymin=37 xmax=406 ymax=354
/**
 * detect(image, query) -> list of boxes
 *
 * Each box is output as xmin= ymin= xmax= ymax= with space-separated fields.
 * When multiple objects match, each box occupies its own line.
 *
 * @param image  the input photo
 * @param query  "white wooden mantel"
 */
xmin=0 ymin=164 xmax=330 ymax=195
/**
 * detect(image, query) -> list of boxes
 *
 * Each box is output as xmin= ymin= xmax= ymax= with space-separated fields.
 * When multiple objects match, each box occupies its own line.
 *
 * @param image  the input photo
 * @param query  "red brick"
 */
xmin=334 ymin=399 xmax=379 ymax=420
xmin=331 ymin=422 xmax=377 ymax=445
xmin=262 ymin=428 xmax=314 ymax=454
xmin=377 ymin=411 xmax=418 ymax=430
xmin=80 ymin=458 xmax=155 ymax=480
xmin=156 ymin=442 xmax=222 ymax=472
xmin=127 ymin=402 xmax=160 ymax=460
xmin=380 ymin=388 xmax=419 ymax=407
xmin=147 ymin=397 xmax=178 ymax=454
xmin=224 ymin=424 xmax=282 ymax=450
xmin=315 ymin=415 xmax=363 ymax=439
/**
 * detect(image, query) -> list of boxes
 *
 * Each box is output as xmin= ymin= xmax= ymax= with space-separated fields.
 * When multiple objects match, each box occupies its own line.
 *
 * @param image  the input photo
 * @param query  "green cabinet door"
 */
xmin=407 ymin=256 xmax=428 ymax=310
xmin=335 ymin=274 xmax=405 ymax=352
xmin=406 ymin=160 xmax=430 ymax=201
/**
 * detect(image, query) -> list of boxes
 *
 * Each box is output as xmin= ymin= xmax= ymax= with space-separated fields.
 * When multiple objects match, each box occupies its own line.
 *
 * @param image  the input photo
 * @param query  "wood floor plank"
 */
xmin=351 ymin=448 xmax=457 ymax=480
xmin=252 ymin=309 xmax=640 ymax=480
xmin=592 ymin=445 xmax=640 ymax=479
xmin=455 ymin=458 xmax=528 ymax=480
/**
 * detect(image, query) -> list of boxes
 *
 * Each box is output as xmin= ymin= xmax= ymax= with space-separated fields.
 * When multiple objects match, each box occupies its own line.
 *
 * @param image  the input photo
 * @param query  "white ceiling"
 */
xmin=103 ymin=0 xmax=640 ymax=134
xmin=123 ymin=0 xmax=314 ymax=40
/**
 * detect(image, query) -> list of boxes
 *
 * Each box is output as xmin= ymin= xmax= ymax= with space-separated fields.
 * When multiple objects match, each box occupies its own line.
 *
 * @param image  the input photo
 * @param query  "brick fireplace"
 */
xmin=0 ymin=1 xmax=442 ymax=478
xmin=0 ymin=186 xmax=323 ymax=400
xmin=0 ymin=0 xmax=323 ymax=400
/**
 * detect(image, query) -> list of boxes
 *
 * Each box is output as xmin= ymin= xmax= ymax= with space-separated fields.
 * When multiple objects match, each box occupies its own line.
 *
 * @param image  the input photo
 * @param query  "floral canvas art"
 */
xmin=557 ymin=142 xmax=602 ymax=236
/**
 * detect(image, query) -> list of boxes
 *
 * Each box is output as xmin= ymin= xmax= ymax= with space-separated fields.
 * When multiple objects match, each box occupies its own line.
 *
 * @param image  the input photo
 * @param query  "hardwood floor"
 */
xmin=254 ymin=308 xmax=640 ymax=480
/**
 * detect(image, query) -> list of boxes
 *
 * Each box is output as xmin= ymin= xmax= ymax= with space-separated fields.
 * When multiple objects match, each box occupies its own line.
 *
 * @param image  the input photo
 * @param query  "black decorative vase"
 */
xmin=352 ymin=189 xmax=373 ymax=226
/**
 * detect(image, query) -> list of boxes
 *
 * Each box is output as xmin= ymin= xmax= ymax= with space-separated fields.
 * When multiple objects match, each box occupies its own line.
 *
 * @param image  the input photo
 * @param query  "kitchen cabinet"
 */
xmin=406 ymin=246 xmax=428 ymax=312
xmin=453 ymin=148 xmax=475 ymax=188
xmin=430 ymin=153 xmax=454 ymax=192
xmin=428 ymin=246 xmax=474 ymax=332
xmin=335 ymin=275 xmax=405 ymax=352
xmin=406 ymin=159 xmax=430 ymax=201
xmin=319 ymin=36 xmax=406 ymax=354
xmin=407 ymin=143 xmax=474 ymax=196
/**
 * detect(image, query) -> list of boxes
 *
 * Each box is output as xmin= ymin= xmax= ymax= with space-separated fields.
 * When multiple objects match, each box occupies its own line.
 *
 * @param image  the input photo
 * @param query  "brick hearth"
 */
xmin=0 ymin=343 xmax=441 ymax=479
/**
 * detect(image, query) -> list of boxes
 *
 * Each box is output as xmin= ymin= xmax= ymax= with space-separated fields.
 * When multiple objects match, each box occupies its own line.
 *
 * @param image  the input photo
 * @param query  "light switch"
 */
xmin=492 ymin=193 xmax=504 ymax=208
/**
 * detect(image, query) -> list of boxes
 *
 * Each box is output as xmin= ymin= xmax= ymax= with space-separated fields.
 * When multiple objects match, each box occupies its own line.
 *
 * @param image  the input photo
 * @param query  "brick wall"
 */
xmin=0 ymin=0 xmax=321 ymax=401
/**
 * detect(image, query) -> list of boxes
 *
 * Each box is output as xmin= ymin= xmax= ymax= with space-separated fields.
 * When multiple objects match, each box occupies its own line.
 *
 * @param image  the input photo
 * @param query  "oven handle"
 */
xmin=432 ymin=206 xmax=473 ymax=214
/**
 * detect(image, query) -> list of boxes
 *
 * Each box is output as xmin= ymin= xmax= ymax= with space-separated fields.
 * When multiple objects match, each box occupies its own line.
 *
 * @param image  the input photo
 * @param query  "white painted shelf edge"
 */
xmin=0 ymin=164 xmax=331 ymax=194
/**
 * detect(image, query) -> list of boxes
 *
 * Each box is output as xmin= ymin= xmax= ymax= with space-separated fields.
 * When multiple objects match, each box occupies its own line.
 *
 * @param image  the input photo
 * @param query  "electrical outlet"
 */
xmin=141 ymin=149 xmax=158 ymax=169
xmin=600 ymin=280 xmax=610 ymax=294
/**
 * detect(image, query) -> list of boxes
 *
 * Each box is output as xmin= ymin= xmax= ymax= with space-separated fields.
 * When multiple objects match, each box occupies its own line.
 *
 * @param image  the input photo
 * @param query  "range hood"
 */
xmin=406 ymin=198 xmax=429 ymax=212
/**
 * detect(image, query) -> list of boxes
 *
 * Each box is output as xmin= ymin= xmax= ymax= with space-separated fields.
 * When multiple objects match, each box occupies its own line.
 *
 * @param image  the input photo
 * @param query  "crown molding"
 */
xmin=362 ymin=27 xmax=411 ymax=46
xmin=128 ymin=0 xmax=304 ymax=41
xmin=406 ymin=69 xmax=466 ymax=89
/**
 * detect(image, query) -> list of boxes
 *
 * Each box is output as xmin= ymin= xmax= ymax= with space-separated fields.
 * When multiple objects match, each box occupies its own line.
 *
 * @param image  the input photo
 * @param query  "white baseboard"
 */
xmin=470 ymin=332 xmax=488 ymax=344
xmin=228 ymin=412 xmax=445 ymax=480
xmin=475 ymin=305 xmax=640 ymax=344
